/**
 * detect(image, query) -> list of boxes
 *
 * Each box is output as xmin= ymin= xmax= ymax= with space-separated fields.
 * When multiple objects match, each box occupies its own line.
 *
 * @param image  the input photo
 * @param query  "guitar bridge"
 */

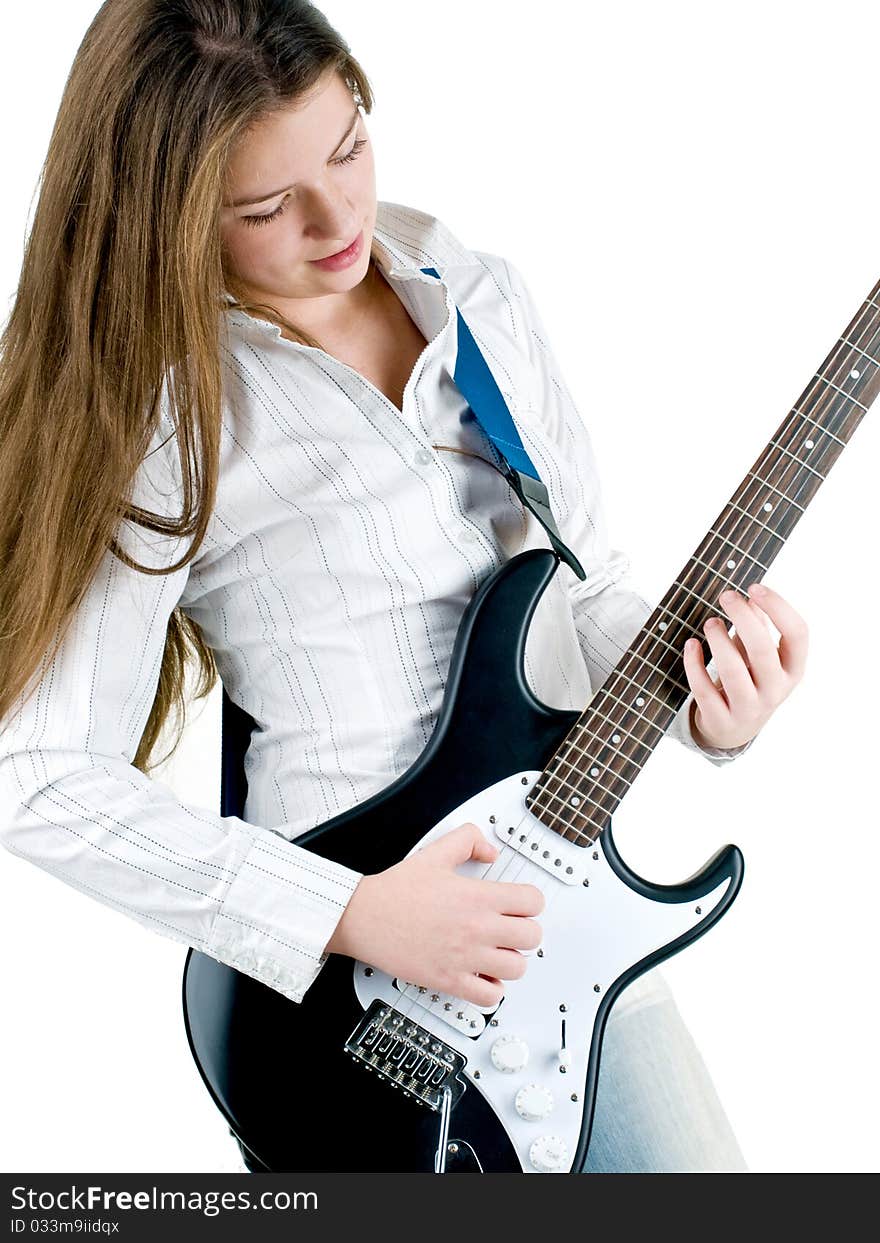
xmin=344 ymin=999 xmax=467 ymax=1112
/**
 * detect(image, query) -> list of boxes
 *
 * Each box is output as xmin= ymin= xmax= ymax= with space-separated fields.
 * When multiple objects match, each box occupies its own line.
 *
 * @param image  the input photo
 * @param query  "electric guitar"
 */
xmin=182 ymin=274 xmax=878 ymax=1173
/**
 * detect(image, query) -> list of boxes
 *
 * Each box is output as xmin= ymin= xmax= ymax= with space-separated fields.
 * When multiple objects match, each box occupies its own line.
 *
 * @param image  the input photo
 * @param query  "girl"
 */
xmin=0 ymin=0 xmax=807 ymax=1173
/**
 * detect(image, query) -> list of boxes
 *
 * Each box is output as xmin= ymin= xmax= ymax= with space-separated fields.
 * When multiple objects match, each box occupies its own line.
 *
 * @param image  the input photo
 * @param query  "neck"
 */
xmin=283 ymin=256 xmax=382 ymax=342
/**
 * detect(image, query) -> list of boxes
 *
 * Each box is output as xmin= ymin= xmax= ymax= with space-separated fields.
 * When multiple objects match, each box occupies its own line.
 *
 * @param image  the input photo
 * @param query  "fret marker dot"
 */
xmin=726 ymin=559 xmax=736 ymax=569
xmin=570 ymin=795 xmax=580 ymax=807
xmin=611 ymin=733 xmax=621 ymax=744
xmin=635 ymin=697 xmax=645 ymax=707
xmin=590 ymin=766 xmax=600 ymax=776
xmin=658 ymin=620 xmax=668 ymax=630
xmin=804 ymin=439 xmax=814 ymax=449
xmin=763 ymin=502 xmax=773 ymax=512
xmin=850 ymin=368 xmax=860 ymax=379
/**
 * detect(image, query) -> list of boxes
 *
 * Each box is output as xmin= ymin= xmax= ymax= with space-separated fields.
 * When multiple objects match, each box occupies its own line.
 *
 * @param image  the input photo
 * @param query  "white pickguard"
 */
xmin=353 ymin=769 xmax=733 ymax=1173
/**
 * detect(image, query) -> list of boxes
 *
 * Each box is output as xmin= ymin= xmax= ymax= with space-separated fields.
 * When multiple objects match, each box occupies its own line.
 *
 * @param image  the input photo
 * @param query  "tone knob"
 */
xmin=515 ymin=1083 xmax=554 ymax=1121
xmin=489 ymin=1033 xmax=529 ymax=1073
xmin=529 ymin=1134 xmax=569 ymax=1173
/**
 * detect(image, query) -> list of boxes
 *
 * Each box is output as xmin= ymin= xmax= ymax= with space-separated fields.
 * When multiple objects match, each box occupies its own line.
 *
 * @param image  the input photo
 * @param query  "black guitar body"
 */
xmin=182 ymin=548 xmax=743 ymax=1172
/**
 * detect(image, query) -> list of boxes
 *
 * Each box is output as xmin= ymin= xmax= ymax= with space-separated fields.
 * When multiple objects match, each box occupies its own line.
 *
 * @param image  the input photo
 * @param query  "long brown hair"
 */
xmin=0 ymin=0 xmax=375 ymax=773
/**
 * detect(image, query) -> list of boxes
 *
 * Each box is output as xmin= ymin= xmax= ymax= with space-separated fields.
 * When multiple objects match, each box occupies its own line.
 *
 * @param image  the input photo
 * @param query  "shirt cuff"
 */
xmin=667 ymin=689 xmax=756 ymax=766
xmin=206 ymin=825 xmax=364 ymax=1003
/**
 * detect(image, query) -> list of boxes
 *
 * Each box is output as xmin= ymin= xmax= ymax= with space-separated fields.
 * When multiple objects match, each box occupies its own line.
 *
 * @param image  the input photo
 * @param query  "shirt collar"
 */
xmin=221 ymin=199 xmax=477 ymax=316
xmin=369 ymin=200 xmax=476 ymax=281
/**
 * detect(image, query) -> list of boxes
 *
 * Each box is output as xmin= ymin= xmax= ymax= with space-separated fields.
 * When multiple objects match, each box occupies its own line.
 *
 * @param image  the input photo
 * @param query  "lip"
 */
xmin=308 ymin=228 xmax=364 ymax=271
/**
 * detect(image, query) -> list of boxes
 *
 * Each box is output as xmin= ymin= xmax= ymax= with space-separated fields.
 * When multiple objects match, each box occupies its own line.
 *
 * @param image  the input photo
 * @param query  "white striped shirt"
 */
xmin=0 ymin=201 xmax=749 ymax=1005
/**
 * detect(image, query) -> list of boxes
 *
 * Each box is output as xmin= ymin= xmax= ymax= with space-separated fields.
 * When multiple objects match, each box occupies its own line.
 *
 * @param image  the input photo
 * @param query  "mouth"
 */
xmin=308 ymin=228 xmax=365 ymax=269
xmin=315 ymin=235 xmax=358 ymax=261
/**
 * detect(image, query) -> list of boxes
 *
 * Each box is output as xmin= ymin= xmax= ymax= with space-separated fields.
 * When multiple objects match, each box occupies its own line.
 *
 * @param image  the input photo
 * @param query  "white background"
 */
xmin=1 ymin=0 xmax=877 ymax=1174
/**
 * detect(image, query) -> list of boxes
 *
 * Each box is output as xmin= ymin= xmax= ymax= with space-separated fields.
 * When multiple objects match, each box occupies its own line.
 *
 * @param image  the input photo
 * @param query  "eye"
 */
xmin=333 ymin=137 xmax=367 ymax=168
xmin=241 ymin=136 xmax=368 ymax=229
xmin=242 ymin=199 xmax=287 ymax=230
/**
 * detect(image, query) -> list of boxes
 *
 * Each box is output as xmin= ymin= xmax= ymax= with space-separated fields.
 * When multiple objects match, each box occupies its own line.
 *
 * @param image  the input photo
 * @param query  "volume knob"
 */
xmin=515 ymin=1083 xmax=554 ymax=1121
xmin=489 ymin=1033 xmax=529 ymax=1073
xmin=529 ymin=1134 xmax=569 ymax=1173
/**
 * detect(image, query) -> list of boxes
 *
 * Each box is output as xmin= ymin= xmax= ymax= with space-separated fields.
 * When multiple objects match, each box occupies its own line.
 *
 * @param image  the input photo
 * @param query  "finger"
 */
xmin=459 ymin=974 xmax=504 ymax=1008
xmin=429 ymin=822 xmax=498 ymax=866
xmin=480 ymin=947 xmax=529 ymax=982
xmin=683 ymin=634 xmax=731 ymax=722
xmin=494 ymin=882 xmax=545 ymax=917
xmin=730 ymin=628 xmax=750 ymax=668
xmin=702 ymin=615 xmax=757 ymax=709
xmin=717 ymin=589 xmax=780 ymax=688
xmin=494 ymin=914 xmax=543 ymax=951
xmin=746 ymin=582 xmax=809 ymax=680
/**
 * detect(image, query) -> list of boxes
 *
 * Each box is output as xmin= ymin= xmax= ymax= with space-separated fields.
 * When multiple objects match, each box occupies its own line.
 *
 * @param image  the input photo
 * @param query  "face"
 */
xmin=220 ymin=67 xmax=377 ymax=330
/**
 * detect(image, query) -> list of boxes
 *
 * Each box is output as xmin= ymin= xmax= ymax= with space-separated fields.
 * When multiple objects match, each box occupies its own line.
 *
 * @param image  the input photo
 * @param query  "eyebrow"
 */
xmin=228 ymin=105 xmax=361 ymax=209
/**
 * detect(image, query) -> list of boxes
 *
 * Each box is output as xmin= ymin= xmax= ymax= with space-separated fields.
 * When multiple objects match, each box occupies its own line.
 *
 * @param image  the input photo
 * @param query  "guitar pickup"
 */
xmin=492 ymin=818 xmax=587 ymax=885
xmin=392 ymin=978 xmax=496 ymax=1037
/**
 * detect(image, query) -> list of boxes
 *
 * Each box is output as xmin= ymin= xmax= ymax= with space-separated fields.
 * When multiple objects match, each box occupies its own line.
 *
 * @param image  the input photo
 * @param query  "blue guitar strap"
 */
xmin=420 ymin=266 xmax=585 ymax=581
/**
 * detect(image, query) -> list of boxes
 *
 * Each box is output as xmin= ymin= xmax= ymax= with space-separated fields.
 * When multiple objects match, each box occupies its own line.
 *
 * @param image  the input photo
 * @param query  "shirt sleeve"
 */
xmin=0 ymin=413 xmax=364 ymax=1004
xmin=492 ymin=253 xmax=755 ymax=766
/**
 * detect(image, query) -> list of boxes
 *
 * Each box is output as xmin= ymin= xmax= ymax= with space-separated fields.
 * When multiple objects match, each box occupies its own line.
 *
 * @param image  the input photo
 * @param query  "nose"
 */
xmin=302 ymin=188 xmax=358 ymax=248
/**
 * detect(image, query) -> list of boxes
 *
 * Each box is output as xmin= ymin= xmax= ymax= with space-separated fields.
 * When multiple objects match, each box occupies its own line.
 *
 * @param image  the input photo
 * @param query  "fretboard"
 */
xmin=528 ymin=276 xmax=880 ymax=846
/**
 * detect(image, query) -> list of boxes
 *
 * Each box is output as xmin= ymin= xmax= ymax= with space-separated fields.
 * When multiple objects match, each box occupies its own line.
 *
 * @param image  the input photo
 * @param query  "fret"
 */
xmin=550 ymin=736 xmax=638 ymax=789
xmin=530 ymin=805 xmax=600 ymax=847
xmin=623 ymin=648 xmax=690 ymax=698
xmin=726 ymin=500 xmax=788 ymax=542
xmin=839 ymin=336 xmax=880 ymax=368
xmin=673 ymin=578 xmax=737 ymax=629
xmin=596 ymin=686 xmax=669 ymax=737
xmin=582 ymin=705 xmax=657 ymax=753
xmin=688 ymin=553 xmax=750 ymax=597
xmin=543 ymin=757 xmax=627 ymax=809
xmin=597 ymin=664 xmax=681 ymax=716
xmin=653 ymin=598 xmax=709 ymax=644
xmin=547 ymin=746 xmax=643 ymax=826
xmin=825 ymin=346 xmax=877 ymax=390
xmin=599 ymin=643 xmax=691 ymax=699
xmin=535 ymin=748 xmax=641 ymax=829
xmin=529 ymin=275 xmax=876 ymax=840
xmin=813 ymin=372 xmax=869 ymax=411
xmin=791 ymin=407 xmax=847 ymax=446
xmin=529 ymin=786 xmax=608 ymax=842
xmin=549 ymin=722 xmax=644 ymax=778
xmin=557 ymin=760 xmax=631 ymax=805
xmin=635 ymin=621 xmax=692 ymax=666
xmin=706 ymin=529 xmax=770 ymax=572
xmin=746 ymin=470 xmax=806 ymax=513
xmin=768 ymin=438 xmax=827 ymax=481
xmin=535 ymin=774 xmax=614 ymax=821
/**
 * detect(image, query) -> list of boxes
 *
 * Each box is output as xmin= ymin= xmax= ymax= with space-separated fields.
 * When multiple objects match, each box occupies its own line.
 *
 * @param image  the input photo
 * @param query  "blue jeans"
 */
xmin=581 ymin=966 xmax=748 ymax=1173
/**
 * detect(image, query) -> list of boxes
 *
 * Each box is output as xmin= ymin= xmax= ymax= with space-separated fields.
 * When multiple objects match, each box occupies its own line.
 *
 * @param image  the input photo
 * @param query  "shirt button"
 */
xmin=414 ymin=448 xmax=433 ymax=465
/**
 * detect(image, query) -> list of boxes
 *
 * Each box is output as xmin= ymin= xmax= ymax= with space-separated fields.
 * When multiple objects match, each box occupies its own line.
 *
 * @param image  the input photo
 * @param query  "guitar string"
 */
xmin=362 ymin=289 xmax=880 ymax=1077
xmin=532 ymin=293 xmax=879 ymax=838
xmin=460 ymin=289 xmax=879 ymax=876
xmin=499 ymin=278 xmax=880 ymax=845
xmin=363 ymin=290 xmax=879 ymax=1090
xmin=361 ymin=290 xmax=880 ymax=1092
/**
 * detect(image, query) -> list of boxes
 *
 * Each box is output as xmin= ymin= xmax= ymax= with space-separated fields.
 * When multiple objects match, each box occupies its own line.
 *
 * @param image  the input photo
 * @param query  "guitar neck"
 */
xmin=529 ymin=277 xmax=880 ymax=846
